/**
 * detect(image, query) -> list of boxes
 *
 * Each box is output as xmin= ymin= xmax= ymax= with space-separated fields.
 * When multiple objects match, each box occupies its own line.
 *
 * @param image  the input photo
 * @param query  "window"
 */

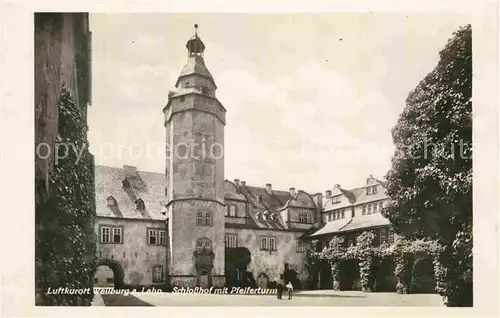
xmin=197 ymin=211 xmax=212 ymax=226
xmin=148 ymin=229 xmax=166 ymax=246
xmin=372 ymin=185 xmax=378 ymax=194
xmin=225 ymin=234 xmax=237 ymax=248
xmin=388 ymin=229 xmax=395 ymax=244
xmin=341 ymin=210 xmax=345 ymax=219
xmin=296 ymin=240 xmax=307 ymax=253
xmin=100 ymin=225 xmax=123 ymax=244
xmin=362 ymin=205 xmax=367 ymax=215
xmin=196 ymin=237 xmax=212 ymax=253
xmin=180 ymin=96 xmax=185 ymax=102
xmin=379 ymin=201 xmax=384 ymax=211
xmin=332 ymin=195 xmax=341 ymax=203
xmin=113 ymin=227 xmax=122 ymax=243
xmin=101 ymin=226 xmax=110 ymax=243
xmin=373 ymin=203 xmax=378 ymax=213
xmin=380 ymin=228 xmax=388 ymax=244
xmin=149 ymin=229 xmax=157 ymax=245
xmin=366 ymin=187 xmax=372 ymax=195
xmin=328 ymin=212 xmax=332 ymax=221
xmin=299 ymin=212 xmax=311 ymax=224
xmin=152 ymin=265 xmax=164 ymax=283
xmin=260 ymin=237 xmax=267 ymax=250
xmin=106 ymin=196 xmax=116 ymax=206
xmin=260 ymin=236 xmax=276 ymax=251
xmin=227 ymin=204 xmax=237 ymax=217
xmin=135 ymin=198 xmax=145 ymax=210
xmin=159 ymin=230 xmax=166 ymax=246
xmin=269 ymin=237 xmax=276 ymax=251
xmin=367 ymin=204 xmax=372 ymax=214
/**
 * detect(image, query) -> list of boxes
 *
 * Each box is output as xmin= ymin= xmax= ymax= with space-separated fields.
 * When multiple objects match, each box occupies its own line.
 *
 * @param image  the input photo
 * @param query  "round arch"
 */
xmin=411 ymin=257 xmax=436 ymax=294
xmin=94 ymin=259 xmax=125 ymax=289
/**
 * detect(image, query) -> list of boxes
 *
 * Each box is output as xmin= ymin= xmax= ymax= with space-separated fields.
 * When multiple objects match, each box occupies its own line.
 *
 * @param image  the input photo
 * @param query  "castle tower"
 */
xmin=163 ymin=25 xmax=226 ymax=288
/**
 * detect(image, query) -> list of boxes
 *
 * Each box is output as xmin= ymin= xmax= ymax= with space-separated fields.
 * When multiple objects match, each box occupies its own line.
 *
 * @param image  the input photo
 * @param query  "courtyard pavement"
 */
xmin=92 ymin=290 xmax=444 ymax=307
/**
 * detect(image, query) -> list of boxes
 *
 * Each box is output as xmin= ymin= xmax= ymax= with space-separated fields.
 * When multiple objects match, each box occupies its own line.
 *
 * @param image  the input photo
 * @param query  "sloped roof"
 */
xmin=95 ymin=165 xmax=166 ymax=221
xmin=308 ymin=219 xmax=351 ymax=237
xmin=323 ymin=180 xmax=387 ymax=212
xmin=177 ymin=55 xmax=214 ymax=82
xmin=308 ymin=213 xmax=390 ymax=237
xmin=338 ymin=213 xmax=390 ymax=232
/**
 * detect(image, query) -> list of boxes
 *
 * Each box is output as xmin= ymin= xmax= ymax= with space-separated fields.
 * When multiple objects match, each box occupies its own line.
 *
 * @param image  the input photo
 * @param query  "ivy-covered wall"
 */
xmin=35 ymin=13 xmax=95 ymax=306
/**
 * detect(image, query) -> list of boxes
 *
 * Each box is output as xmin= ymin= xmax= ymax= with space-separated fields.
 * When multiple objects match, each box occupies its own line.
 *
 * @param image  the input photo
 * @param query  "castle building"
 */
xmin=93 ymin=26 xmax=399 ymax=291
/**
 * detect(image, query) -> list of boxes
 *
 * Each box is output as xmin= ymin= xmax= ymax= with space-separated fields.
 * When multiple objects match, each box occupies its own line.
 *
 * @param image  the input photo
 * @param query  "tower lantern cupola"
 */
xmin=186 ymin=24 xmax=205 ymax=57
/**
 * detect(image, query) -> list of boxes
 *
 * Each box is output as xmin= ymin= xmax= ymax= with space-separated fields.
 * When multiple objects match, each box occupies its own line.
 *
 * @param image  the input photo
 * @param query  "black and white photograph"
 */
xmin=1 ymin=1 xmax=499 ymax=316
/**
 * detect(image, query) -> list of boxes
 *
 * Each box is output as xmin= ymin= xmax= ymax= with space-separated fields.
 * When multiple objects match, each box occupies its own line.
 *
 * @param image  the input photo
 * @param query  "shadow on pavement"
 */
xmin=101 ymin=294 xmax=154 ymax=306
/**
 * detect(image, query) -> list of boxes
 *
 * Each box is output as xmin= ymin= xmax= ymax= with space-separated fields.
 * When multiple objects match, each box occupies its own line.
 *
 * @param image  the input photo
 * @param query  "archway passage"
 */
xmin=411 ymin=257 xmax=436 ymax=294
xmin=225 ymin=247 xmax=254 ymax=288
xmin=373 ymin=258 xmax=397 ymax=292
xmin=283 ymin=263 xmax=301 ymax=290
xmin=339 ymin=259 xmax=360 ymax=291
xmin=94 ymin=259 xmax=125 ymax=289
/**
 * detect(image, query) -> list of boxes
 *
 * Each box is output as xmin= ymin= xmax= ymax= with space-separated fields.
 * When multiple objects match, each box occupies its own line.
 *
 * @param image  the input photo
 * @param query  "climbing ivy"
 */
xmin=35 ymin=87 xmax=97 ymax=306
xmin=311 ymin=231 xmax=442 ymax=294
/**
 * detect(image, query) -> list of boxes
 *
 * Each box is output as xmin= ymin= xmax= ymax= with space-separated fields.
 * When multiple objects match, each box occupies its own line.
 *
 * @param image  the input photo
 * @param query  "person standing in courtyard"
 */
xmin=286 ymin=281 xmax=293 ymax=300
xmin=276 ymin=275 xmax=284 ymax=299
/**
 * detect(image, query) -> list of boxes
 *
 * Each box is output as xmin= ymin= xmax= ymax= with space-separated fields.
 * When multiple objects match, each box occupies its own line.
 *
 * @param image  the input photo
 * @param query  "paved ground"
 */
xmin=92 ymin=290 xmax=444 ymax=307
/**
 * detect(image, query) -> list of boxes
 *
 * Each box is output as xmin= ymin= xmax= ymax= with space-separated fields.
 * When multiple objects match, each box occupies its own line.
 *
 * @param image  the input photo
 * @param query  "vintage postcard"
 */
xmin=1 ymin=0 xmax=499 ymax=317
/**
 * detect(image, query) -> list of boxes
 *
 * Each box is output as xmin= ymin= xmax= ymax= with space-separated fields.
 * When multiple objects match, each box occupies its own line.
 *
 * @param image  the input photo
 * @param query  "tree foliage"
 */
xmin=35 ymin=87 xmax=97 ymax=306
xmin=383 ymin=24 xmax=472 ymax=306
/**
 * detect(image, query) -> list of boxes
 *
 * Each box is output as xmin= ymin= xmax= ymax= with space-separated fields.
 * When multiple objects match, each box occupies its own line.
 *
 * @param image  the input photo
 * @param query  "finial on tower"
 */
xmin=186 ymin=24 xmax=205 ymax=56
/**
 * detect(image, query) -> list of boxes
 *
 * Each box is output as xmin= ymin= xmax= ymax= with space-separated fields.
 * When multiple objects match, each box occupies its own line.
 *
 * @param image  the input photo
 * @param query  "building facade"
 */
xmin=93 ymin=26 xmax=409 ymax=291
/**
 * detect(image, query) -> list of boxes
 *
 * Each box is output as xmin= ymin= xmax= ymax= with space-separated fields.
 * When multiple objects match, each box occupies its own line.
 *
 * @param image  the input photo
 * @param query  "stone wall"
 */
xmin=225 ymin=228 xmax=310 ymax=286
xmin=95 ymin=217 xmax=167 ymax=286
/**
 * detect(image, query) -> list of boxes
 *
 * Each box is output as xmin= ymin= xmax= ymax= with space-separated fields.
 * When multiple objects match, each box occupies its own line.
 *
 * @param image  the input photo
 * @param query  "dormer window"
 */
xmin=135 ymin=198 xmax=145 ymax=210
xmin=255 ymin=211 xmax=262 ymax=220
xmin=107 ymin=196 xmax=117 ymax=207
xmin=122 ymin=179 xmax=130 ymax=189
xmin=332 ymin=195 xmax=341 ymax=203
xmin=270 ymin=213 xmax=278 ymax=221
xmin=366 ymin=185 xmax=377 ymax=195
xmin=262 ymin=211 xmax=270 ymax=220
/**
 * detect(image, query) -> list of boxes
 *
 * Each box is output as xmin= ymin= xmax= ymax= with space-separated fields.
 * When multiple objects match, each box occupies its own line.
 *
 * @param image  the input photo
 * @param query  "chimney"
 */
xmin=123 ymin=165 xmax=138 ymax=178
xmin=325 ymin=190 xmax=332 ymax=197
xmin=265 ymin=183 xmax=272 ymax=194
xmin=289 ymin=187 xmax=297 ymax=198
xmin=366 ymin=174 xmax=374 ymax=184
xmin=312 ymin=192 xmax=323 ymax=211
xmin=234 ymin=179 xmax=240 ymax=187
xmin=240 ymin=181 xmax=246 ymax=186
xmin=333 ymin=184 xmax=341 ymax=191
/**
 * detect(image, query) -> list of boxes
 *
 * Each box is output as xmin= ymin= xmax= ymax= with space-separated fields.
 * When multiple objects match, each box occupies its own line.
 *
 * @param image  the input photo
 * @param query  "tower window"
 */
xmin=196 ymin=211 xmax=212 ymax=226
xmin=196 ymin=237 xmax=212 ymax=253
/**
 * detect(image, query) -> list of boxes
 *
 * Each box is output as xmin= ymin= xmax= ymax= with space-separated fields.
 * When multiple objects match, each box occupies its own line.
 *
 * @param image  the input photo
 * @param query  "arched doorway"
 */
xmin=411 ymin=257 xmax=436 ymax=293
xmin=225 ymin=247 xmax=252 ymax=288
xmin=93 ymin=259 xmax=125 ymax=289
